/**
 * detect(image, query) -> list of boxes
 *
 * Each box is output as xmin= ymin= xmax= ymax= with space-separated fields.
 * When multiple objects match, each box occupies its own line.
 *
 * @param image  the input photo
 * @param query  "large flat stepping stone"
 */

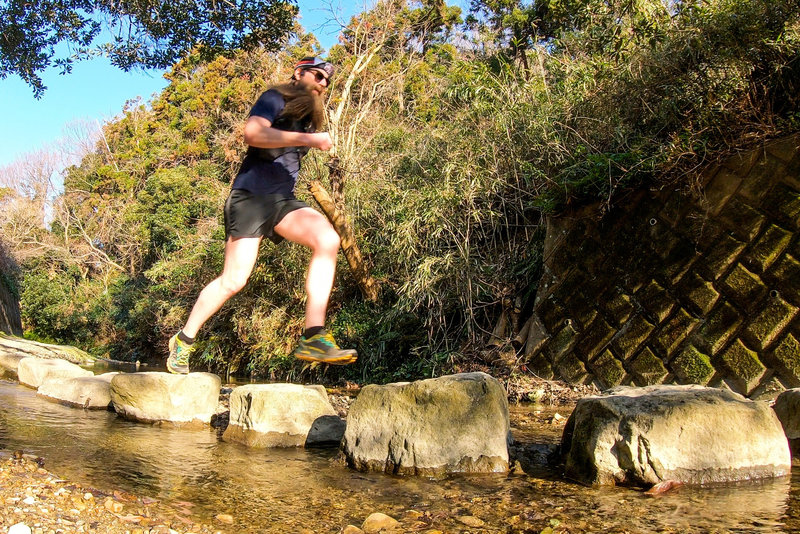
xmin=38 ymin=373 xmax=119 ymax=409
xmin=110 ymin=372 xmax=221 ymax=426
xmin=223 ymin=384 xmax=344 ymax=448
xmin=341 ymin=372 xmax=510 ymax=476
xmin=0 ymin=352 xmax=25 ymax=374
xmin=0 ymin=333 xmax=94 ymax=364
xmin=773 ymin=389 xmax=800 ymax=455
xmin=561 ymin=385 xmax=791 ymax=486
xmin=17 ymin=357 xmax=93 ymax=388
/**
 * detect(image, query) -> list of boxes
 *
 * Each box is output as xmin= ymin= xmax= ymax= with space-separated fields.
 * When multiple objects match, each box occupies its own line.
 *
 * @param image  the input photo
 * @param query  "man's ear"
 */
xmin=293 ymin=68 xmax=303 ymax=80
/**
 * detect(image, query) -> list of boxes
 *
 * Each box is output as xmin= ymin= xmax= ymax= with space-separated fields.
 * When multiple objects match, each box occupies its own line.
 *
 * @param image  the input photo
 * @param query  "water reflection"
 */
xmin=0 ymin=377 xmax=795 ymax=533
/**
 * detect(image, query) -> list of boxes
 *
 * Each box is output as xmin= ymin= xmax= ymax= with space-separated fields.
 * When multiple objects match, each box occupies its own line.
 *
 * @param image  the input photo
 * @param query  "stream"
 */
xmin=2 ymin=375 xmax=800 ymax=533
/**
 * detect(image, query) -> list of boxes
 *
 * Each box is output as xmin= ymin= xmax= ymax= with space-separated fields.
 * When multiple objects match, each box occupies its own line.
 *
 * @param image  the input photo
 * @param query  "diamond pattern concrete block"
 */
xmin=602 ymin=287 xmax=635 ymax=326
xmin=718 ymin=197 xmax=766 ymax=242
xmin=575 ymin=315 xmax=616 ymax=361
xmin=769 ymin=254 xmax=800 ymax=306
xmin=749 ymin=374 xmax=787 ymax=402
xmin=590 ymin=350 xmax=626 ymax=389
xmin=723 ymin=147 xmax=761 ymax=177
xmin=742 ymin=295 xmax=799 ymax=351
xmin=704 ymin=169 xmax=743 ymax=215
xmin=762 ymin=184 xmax=800 ymax=229
xmin=719 ymin=339 xmax=767 ymax=395
xmin=647 ymin=221 xmax=683 ymax=261
xmin=765 ymin=135 xmax=800 ymax=164
xmin=630 ymin=347 xmax=669 ymax=386
xmin=659 ymin=190 xmax=692 ymax=227
xmin=771 ymin=334 xmax=800 ymax=386
xmin=564 ymin=289 xmax=598 ymax=329
xmin=636 ymin=280 xmax=676 ymax=324
xmin=660 ymin=240 xmax=699 ymax=285
xmin=652 ymin=308 xmax=701 ymax=358
xmin=719 ymin=263 xmax=768 ymax=311
xmin=701 ymin=232 xmax=747 ymax=280
xmin=611 ymin=315 xmax=656 ymax=361
xmin=738 ymin=156 xmax=782 ymax=202
xmin=670 ymin=345 xmax=715 ymax=385
xmin=554 ymin=352 xmax=588 ymax=384
xmin=679 ymin=208 xmax=724 ymax=251
xmin=544 ymin=322 xmax=579 ymax=362
xmin=743 ymin=224 xmax=793 ymax=273
xmin=678 ymin=271 xmax=720 ymax=315
xmin=526 ymin=353 xmax=554 ymax=380
xmin=695 ymin=301 xmax=743 ymax=356
xmin=538 ymin=296 xmax=567 ymax=334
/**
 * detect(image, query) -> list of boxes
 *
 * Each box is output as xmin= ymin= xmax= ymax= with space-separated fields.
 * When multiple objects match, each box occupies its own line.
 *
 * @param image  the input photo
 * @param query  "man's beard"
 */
xmin=271 ymin=81 xmax=325 ymax=131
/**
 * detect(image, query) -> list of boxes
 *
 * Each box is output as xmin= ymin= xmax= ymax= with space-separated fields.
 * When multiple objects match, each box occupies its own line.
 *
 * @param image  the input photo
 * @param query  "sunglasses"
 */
xmin=309 ymin=70 xmax=329 ymax=83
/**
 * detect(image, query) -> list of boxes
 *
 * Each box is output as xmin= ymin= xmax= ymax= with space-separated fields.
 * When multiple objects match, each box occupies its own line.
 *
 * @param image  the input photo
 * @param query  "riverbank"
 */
xmin=0 ymin=453 xmax=233 ymax=534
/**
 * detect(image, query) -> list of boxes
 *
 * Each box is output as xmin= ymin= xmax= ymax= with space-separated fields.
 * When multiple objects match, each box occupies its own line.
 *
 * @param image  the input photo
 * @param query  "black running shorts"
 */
xmin=223 ymin=188 xmax=309 ymax=243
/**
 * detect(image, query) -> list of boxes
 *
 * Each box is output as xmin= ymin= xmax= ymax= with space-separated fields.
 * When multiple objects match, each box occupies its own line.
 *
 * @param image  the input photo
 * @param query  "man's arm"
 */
xmin=243 ymin=116 xmax=332 ymax=151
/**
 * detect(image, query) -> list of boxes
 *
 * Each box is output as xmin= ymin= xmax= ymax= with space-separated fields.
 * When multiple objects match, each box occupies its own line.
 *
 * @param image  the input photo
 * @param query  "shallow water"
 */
xmin=1 ymin=376 xmax=799 ymax=533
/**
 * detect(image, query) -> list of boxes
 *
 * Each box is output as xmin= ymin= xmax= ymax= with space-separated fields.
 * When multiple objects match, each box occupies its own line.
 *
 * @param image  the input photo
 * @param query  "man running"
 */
xmin=166 ymin=57 xmax=357 ymax=374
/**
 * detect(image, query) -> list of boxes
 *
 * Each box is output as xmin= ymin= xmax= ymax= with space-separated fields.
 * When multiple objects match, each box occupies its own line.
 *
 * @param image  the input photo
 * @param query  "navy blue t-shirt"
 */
xmin=231 ymin=89 xmax=312 ymax=195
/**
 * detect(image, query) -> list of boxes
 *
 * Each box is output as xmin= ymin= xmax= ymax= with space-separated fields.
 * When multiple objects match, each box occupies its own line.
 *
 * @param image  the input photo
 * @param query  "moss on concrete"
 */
xmin=590 ymin=350 xmax=626 ymax=389
xmin=671 ymin=345 xmax=715 ymax=385
xmin=611 ymin=315 xmax=655 ymax=361
xmin=629 ymin=347 xmax=669 ymax=385
xmin=720 ymin=340 xmax=767 ymax=394
xmin=742 ymin=295 xmax=798 ymax=351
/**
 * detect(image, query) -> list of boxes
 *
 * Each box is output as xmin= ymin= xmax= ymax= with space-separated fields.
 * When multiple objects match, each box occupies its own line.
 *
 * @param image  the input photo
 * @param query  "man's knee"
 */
xmin=220 ymin=274 xmax=249 ymax=296
xmin=314 ymin=228 xmax=340 ymax=253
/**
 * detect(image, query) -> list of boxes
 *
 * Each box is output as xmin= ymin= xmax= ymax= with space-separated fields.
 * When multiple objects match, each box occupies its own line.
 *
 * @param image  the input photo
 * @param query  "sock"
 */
xmin=303 ymin=326 xmax=325 ymax=339
xmin=177 ymin=331 xmax=195 ymax=345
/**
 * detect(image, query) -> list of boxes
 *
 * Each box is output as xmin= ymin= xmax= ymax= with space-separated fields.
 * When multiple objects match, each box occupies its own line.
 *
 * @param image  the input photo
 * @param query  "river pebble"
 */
xmin=362 ymin=512 xmax=400 ymax=532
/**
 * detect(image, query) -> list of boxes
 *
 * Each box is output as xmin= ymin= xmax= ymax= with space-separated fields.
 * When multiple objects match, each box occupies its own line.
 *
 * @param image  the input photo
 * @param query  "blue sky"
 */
xmin=0 ymin=1 xmax=365 ymax=168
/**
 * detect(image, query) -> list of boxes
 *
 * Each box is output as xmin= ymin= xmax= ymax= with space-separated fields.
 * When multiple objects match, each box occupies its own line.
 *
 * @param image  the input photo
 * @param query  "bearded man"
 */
xmin=166 ymin=57 xmax=357 ymax=373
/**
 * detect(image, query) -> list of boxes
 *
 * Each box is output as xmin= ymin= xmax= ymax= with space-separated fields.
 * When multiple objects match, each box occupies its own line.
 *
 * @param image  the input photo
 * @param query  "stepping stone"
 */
xmin=561 ymin=384 xmax=791 ymax=486
xmin=17 ymin=357 xmax=93 ymax=388
xmin=223 ymin=384 xmax=344 ymax=448
xmin=38 ymin=373 xmax=119 ymax=409
xmin=110 ymin=372 xmax=220 ymax=426
xmin=773 ymin=389 xmax=800 ymax=455
xmin=0 ymin=352 xmax=25 ymax=375
xmin=342 ymin=372 xmax=510 ymax=476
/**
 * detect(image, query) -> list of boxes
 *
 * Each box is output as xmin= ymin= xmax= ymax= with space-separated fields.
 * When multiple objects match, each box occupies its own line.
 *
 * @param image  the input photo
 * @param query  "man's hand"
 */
xmin=309 ymin=132 xmax=332 ymax=151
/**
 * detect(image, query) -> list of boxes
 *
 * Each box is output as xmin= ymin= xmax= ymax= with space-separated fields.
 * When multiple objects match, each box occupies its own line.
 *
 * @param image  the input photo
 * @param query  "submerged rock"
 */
xmin=17 ymin=357 xmax=93 ymax=388
xmin=110 ymin=372 xmax=220 ymax=426
xmin=37 ymin=373 xmax=119 ymax=409
xmin=362 ymin=512 xmax=399 ymax=533
xmin=342 ymin=372 xmax=510 ymax=476
xmin=561 ymin=384 xmax=791 ymax=486
xmin=222 ymin=384 xmax=344 ymax=448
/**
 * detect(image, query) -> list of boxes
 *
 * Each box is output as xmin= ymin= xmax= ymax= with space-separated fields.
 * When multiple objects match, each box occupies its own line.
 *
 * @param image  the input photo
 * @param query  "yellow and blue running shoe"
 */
xmin=167 ymin=333 xmax=195 ymax=374
xmin=293 ymin=329 xmax=357 ymax=365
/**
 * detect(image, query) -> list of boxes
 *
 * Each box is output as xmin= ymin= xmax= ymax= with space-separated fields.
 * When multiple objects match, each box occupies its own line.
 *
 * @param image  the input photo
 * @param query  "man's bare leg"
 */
xmin=182 ymin=236 xmax=263 ymax=338
xmin=275 ymin=207 xmax=356 ymax=364
xmin=274 ymin=207 xmax=339 ymax=329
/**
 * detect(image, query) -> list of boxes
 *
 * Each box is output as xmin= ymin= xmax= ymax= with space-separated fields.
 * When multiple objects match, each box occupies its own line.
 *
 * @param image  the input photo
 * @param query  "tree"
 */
xmin=0 ymin=0 xmax=298 ymax=97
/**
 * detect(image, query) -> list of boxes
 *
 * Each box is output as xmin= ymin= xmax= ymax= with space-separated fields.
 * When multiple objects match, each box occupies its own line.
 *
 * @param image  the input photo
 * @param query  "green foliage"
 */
xmin=0 ymin=0 xmax=298 ymax=97
xmin=12 ymin=0 xmax=800 ymax=383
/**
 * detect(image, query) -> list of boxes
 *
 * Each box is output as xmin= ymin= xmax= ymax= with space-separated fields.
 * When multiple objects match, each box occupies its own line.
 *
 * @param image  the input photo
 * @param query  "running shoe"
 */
xmin=293 ymin=329 xmax=357 ymax=365
xmin=167 ymin=333 xmax=195 ymax=374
